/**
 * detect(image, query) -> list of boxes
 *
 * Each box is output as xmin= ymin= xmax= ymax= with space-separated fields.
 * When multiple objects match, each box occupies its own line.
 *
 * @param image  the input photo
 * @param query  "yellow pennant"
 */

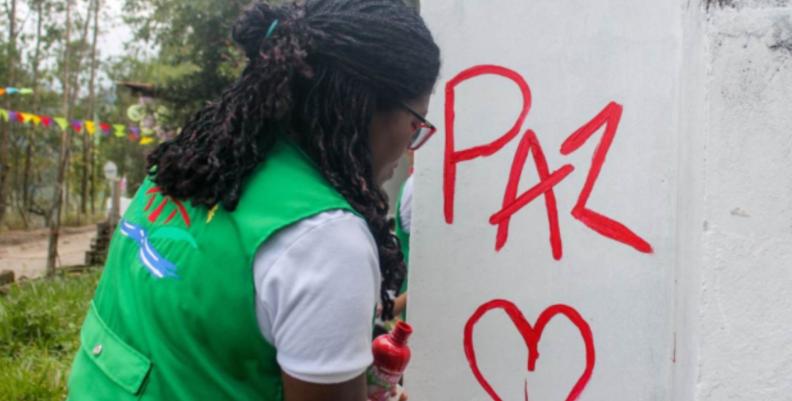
xmin=139 ymin=136 xmax=155 ymax=145
xmin=20 ymin=113 xmax=35 ymax=124
xmin=85 ymin=121 xmax=96 ymax=135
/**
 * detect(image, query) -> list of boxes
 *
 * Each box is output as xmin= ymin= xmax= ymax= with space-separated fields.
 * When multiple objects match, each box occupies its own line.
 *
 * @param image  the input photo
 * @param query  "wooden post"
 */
xmin=47 ymin=0 xmax=73 ymax=276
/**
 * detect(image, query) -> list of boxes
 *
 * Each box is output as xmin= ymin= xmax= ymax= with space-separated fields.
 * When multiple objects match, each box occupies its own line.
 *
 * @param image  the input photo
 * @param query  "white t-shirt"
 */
xmin=253 ymin=210 xmax=380 ymax=384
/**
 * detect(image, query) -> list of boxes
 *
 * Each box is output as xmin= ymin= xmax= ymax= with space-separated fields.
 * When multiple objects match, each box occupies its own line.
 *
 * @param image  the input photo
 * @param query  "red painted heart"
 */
xmin=463 ymin=300 xmax=595 ymax=401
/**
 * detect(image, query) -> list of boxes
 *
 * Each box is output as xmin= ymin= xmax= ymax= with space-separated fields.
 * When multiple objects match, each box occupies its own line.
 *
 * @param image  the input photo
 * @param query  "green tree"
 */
xmin=122 ymin=0 xmax=254 ymax=124
xmin=121 ymin=0 xmax=418 ymax=125
xmin=0 ymin=0 xmax=19 ymax=225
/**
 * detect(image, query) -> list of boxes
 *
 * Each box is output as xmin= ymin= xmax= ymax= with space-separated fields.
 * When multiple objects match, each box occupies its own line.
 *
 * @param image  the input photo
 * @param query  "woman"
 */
xmin=66 ymin=1 xmax=440 ymax=400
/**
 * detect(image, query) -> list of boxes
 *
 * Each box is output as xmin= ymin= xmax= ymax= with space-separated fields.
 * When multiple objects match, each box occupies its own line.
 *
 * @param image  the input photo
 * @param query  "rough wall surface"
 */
xmin=697 ymin=4 xmax=792 ymax=400
xmin=729 ymin=0 xmax=792 ymax=9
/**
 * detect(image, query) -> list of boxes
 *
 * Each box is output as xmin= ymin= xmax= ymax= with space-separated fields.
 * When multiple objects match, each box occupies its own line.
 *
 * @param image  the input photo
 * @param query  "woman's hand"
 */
xmin=392 ymin=294 xmax=408 ymax=318
xmin=390 ymin=384 xmax=408 ymax=401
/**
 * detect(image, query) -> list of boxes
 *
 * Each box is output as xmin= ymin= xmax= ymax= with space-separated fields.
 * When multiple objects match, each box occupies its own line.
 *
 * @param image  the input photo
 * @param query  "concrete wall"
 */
xmin=409 ymin=0 xmax=682 ymax=399
xmin=694 ymin=1 xmax=792 ymax=399
xmin=407 ymin=0 xmax=792 ymax=399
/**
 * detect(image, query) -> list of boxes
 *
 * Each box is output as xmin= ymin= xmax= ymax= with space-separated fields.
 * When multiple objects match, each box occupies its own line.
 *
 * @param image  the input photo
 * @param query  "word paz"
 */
xmin=444 ymin=65 xmax=653 ymax=260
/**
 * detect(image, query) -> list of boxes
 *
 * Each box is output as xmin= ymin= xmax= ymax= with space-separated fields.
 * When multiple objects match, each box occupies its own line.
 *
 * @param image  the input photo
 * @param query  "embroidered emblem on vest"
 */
xmin=144 ymin=187 xmax=191 ymax=227
xmin=206 ymin=204 xmax=220 ymax=224
xmin=120 ymin=216 xmax=198 ymax=279
xmin=120 ymin=220 xmax=181 ymax=278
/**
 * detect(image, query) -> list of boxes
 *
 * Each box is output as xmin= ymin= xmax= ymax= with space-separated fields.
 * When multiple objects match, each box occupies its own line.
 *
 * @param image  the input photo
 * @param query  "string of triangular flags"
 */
xmin=0 ymin=108 xmax=156 ymax=145
xmin=0 ymin=87 xmax=34 ymax=96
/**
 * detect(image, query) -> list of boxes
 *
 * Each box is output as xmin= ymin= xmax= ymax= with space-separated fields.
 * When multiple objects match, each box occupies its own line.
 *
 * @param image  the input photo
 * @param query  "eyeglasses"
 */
xmin=400 ymin=103 xmax=437 ymax=151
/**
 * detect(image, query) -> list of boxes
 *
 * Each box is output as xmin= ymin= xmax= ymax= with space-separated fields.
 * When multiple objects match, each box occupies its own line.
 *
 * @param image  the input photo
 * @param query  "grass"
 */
xmin=0 ymin=270 xmax=100 ymax=401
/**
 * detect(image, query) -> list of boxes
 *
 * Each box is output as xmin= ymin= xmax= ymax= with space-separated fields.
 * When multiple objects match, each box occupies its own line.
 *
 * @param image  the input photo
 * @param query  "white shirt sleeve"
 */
xmin=253 ymin=210 xmax=381 ymax=384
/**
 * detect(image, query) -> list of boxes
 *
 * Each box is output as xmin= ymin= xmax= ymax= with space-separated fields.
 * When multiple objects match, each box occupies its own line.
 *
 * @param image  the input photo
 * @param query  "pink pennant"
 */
xmin=99 ymin=122 xmax=112 ymax=136
xmin=70 ymin=120 xmax=83 ymax=133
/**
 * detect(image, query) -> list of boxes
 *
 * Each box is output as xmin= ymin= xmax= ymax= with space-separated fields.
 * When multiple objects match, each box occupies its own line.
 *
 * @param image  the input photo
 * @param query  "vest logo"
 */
xmin=120 ymin=220 xmax=180 ymax=278
xmin=144 ymin=187 xmax=191 ymax=227
xmin=120 ymin=220 xmax=199 ymax=279
xmin=121 ymin=187 xmax=199 ymax=279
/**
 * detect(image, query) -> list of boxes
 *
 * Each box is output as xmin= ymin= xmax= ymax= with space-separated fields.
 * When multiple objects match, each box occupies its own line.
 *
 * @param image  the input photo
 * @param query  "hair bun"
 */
xmin=233 ymin=3 xmax=284 ymax=59
xmin=233 ymin=2 xmax=312 ymax=61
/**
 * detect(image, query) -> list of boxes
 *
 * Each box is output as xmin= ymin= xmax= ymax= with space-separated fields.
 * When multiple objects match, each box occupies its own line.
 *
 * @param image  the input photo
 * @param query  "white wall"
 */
xmin=695 ymin=1 xmax=792 ymax=399
xmin=407 ymin=1 xmax=792 ymax=400
xmin=409 ymin=1 xmax=682 ymax=399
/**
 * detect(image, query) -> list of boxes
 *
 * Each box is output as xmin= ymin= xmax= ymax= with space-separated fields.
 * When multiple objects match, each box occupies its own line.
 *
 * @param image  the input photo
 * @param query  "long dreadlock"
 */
xmin=146 ymin=0 xmax=441 ymax=320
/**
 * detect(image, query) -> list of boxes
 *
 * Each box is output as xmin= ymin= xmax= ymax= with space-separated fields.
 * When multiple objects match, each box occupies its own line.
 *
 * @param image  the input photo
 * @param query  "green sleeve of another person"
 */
xmin=394 ymin=181 xmax=410 ymax=320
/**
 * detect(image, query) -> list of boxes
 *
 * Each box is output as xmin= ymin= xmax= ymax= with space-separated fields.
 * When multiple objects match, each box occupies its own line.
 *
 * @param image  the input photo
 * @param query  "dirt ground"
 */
xmin=0 ymin=225 xmax=96 ymax=279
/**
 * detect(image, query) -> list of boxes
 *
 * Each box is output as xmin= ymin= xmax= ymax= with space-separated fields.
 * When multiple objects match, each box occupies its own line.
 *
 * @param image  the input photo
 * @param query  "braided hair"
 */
xmin=146 ymin=0 xmax=441 ymax=320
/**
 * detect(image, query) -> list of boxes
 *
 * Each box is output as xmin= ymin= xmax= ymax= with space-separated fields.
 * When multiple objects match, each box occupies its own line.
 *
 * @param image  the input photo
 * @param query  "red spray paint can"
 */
xmin=367 ymin=321 xmax=412 ymax=401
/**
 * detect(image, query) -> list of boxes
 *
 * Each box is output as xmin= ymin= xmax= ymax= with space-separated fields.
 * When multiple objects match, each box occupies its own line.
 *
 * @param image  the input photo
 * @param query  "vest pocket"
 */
xmin=75 ymin=302 xmax=152 ymax=396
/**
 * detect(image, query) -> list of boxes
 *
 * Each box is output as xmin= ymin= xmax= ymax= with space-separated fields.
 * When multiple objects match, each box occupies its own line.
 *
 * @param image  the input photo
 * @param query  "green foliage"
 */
xmin=0 ymin=270 xmax=100 ymax=401
xmin=118 ymin=0 xmax=417 ymax=125
xmin=121 ymin=0 xmax=256 ymax=123
xmin=0 ymin=0 xmax=117 ymax=229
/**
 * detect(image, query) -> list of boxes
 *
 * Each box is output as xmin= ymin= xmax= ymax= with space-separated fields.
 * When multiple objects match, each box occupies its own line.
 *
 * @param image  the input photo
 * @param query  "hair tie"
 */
xmin=265 ymin=19 xmax=279 ymax=39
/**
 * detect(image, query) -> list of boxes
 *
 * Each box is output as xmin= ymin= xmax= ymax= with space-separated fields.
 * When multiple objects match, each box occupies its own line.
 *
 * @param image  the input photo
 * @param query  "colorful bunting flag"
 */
xmin=70 ymin=120 xmax=83 ymax=133
xmin=54 ymin=117 xmax=69 ymax=132
xmin=100 ymin=122 xmax=112 ymax=136
xmin=85 ymin=121 xmax=96 ymax=135
xmin=19 ymin=113 xmax=35 ymax=124
xmin=0 ymin=87 xmax=33 ymax=95
xmin=0 ymin=107 xmax=153 ymax=145
xmin=113 ymin=124 xmax=126 ymax=138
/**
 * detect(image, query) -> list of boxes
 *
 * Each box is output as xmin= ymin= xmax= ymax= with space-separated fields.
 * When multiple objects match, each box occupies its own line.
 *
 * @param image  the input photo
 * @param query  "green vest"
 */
xmin=68 ymin=140 xmax=354 ymax=401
